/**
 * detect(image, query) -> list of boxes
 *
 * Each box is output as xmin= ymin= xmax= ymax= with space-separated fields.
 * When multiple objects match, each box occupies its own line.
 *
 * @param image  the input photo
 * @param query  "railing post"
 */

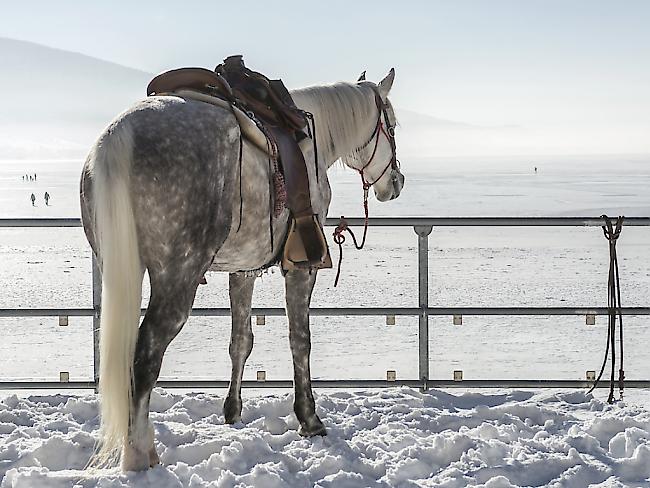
xmin=91 ymin=254 xmax=101 ymax=391
xmin=414 ymin=225 xmax=433 ymax=391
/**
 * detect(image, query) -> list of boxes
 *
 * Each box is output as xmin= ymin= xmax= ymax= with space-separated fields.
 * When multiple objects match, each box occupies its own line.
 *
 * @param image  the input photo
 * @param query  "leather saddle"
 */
xmin=147 ymin=56 xmax=331 ymax=272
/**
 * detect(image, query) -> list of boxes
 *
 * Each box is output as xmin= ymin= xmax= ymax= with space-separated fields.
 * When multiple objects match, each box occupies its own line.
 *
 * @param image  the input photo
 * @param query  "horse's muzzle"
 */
xmin=389 ymin=171 xmax=405 ymax=200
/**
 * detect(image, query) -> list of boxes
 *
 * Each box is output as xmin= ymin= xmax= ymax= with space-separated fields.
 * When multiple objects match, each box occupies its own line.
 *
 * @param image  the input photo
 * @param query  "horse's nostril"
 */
xmin=391 ymin=174 xmax=403 ymax=198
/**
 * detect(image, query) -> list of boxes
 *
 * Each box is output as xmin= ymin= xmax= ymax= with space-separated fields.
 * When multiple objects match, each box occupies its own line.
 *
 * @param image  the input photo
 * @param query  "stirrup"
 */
xmin=282 ymin=214 xmax=332 ymax=272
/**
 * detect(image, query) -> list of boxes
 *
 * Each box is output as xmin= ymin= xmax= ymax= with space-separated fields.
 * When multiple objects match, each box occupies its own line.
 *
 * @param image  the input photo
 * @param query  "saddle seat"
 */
xmin=147 ymin=67 xmax=306 ymax=132
xmin=146 ymin=57 xmax=331 ymax=272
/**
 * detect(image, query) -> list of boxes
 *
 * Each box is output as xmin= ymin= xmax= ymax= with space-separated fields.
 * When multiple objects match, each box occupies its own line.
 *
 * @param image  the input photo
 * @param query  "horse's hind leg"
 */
xmin=285 ymin=269 xmax=326 ymax=436
xmin=123 ymin=269 xmax=204 ymax=471
xmin=224 ymin=272 xmax=256 ymax=423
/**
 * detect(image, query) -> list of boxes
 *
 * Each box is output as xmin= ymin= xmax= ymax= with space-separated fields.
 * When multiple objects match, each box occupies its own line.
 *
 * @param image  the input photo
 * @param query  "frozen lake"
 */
xmin=0 ymin=155 xmax=649 ymax=384
xmin=2 ymin=155 xmax=650 ymax=487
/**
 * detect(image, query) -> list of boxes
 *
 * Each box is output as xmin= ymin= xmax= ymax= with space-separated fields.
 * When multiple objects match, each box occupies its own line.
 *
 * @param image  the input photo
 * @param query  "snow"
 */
xmin=1 ymin=388 xmax=650 ymax=486
xmin=1 ymin=156 xmax=650 ymax=485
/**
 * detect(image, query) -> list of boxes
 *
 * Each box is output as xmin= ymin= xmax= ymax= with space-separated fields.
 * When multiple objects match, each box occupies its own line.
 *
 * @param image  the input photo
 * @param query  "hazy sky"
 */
xmin=2 ymin=0 xmax=649 ymax=152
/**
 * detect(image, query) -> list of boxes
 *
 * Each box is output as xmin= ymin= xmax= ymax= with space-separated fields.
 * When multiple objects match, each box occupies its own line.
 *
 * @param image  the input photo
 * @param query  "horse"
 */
xmin=79 ymin=68 xmax=404 ymax=471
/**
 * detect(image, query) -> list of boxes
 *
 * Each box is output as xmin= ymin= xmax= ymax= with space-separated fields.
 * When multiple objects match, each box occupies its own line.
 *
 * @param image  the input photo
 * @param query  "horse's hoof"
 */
xmin=148 ymin=445 xmax=161 ymax=468
xmin=121 ymin=444 xmax=151 ymax=472
xmin=298 ymin=418 xmax=327 ymax=437
xmin=224 ymin=396 xmax=242 ymax=424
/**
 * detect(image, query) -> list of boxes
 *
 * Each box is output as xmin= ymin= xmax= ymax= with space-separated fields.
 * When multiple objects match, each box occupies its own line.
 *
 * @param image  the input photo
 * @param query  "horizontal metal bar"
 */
xmin=0 ymin=308 xmax=96 ymax=317
xmin=426 ymin=307 xmax=650 ymax=316
xmin=160 ymin=379 xmax=650 ymax=389
xmin=2 ymin=217 xmax=650 ymax=228
xmin=191 ymin=307 xmax=423 ymax=317
xmin=156 ymin=380 xmax=428 ymax=389
xmin=429 ymin=379 xmax=650 ymax=388
xmin=0 ymin=381 xmax=98 ymax=389
xmin=0 ymin=218 xmax=83 ymax=227
xmin=1 ymin=379 xmax=649 ymax=390
xmin=328 ymin=217 xmax=650 ymax=227
xmin=3 ymin=306 xmax=650 ymax=318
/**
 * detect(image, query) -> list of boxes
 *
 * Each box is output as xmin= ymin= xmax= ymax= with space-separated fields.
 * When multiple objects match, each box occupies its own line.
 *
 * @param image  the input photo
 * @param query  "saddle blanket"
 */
xmin=164 ymin=89 xmax=311 ymax=159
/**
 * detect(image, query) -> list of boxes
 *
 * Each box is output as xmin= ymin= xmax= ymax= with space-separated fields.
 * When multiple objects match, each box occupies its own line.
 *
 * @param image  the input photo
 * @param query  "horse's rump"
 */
xmin=83 ymin=97 xmax=241 ymax=269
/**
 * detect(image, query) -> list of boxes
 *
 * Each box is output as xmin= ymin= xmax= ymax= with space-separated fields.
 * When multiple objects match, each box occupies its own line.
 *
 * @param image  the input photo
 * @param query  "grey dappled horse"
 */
xmin=80 ymin=69 xmax=404 ymax=471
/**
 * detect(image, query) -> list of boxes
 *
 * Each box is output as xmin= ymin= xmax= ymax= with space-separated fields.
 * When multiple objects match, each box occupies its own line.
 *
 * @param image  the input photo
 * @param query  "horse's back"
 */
xmin=82 ymin=96 xmax=241 ymax=273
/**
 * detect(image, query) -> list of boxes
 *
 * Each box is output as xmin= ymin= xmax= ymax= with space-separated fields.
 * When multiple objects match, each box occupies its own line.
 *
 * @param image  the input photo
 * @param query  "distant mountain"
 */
xmin=397 ymin=109 xmax=476 ymax=129
xmin=0 ymin=37 xmax=150 ymax=124
xmin=394 ymin=108 xmax=527 ymax=159
xmin=0 ymin=37 xmax=151 ymax=158
xmin=0 ymin=37 xmax=527 ymax=160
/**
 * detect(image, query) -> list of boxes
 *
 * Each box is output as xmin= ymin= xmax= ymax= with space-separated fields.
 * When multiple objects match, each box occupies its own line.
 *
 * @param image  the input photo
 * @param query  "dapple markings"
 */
xmin=80 ymin=69 xmax=403 ymax=471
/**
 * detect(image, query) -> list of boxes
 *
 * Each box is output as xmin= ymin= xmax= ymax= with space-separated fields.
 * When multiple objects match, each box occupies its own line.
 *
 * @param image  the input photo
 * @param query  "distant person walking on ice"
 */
xmin=44 ymin=191 xmax=50 ymax=206
xmin=30 ymin=193 xmax=36 ymax=206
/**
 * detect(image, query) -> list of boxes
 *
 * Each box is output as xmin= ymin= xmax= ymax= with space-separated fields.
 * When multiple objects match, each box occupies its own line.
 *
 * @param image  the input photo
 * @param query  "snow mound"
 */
xmin=1 ymin=388 xmax=649 ymax=487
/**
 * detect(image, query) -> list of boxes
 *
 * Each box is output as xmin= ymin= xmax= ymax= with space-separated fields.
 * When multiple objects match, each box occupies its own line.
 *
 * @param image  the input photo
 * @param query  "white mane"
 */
xmin=291 ymin=82 xmax=378 ymax=167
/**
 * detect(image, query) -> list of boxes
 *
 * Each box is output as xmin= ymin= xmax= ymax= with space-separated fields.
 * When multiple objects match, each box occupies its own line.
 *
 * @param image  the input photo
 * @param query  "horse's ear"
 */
xmin=357 ymin=70 xmax=366 ymax=82
xmin=378 ymin=68 xmax=395 ymax=99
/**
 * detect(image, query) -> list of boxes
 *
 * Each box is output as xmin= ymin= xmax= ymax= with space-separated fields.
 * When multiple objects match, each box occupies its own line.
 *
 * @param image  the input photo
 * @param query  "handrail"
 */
xmin=2 ymin=306 xmax=650 ymax=318
xmin=1 ymin=216 xmax=649 ymax=390
xmin=3 ymin=216 xmax=650 ymax=227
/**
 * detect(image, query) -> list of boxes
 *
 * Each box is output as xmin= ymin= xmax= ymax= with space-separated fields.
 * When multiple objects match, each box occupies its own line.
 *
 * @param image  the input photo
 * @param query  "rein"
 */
xmin=333 ymin=90 xmax=398 ymax=286
xmin=587 ymin=215 xmax=625 ymax=402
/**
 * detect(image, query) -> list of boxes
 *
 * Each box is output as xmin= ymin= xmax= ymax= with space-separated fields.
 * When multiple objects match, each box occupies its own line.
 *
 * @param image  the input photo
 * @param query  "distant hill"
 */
xmin=0 ymin=37 xmax=151 ymax=158
xmin=397 ymin=109 xmax=475 ymax=129
xmin=395 ymin=108 xmax=527 ymax=159
xmin=0 ymin=37 xmax=520 ymax=160
xmin=0 ymin=37 xmax=151 ymax=124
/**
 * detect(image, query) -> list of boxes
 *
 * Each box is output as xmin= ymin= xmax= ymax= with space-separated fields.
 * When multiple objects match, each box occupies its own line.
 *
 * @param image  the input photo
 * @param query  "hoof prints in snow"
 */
xmin=1 ymin=388 xmax=650 ymax=487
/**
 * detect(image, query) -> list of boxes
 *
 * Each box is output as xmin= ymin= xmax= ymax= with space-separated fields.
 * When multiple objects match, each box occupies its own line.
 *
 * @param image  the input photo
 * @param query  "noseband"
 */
xmin=333 ymin=88 xmax=399 ymax=286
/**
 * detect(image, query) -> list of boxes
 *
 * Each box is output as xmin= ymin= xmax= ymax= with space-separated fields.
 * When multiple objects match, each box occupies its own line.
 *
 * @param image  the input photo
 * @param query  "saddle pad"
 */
xmin=167 ymin=89 xmax=271 ymax=156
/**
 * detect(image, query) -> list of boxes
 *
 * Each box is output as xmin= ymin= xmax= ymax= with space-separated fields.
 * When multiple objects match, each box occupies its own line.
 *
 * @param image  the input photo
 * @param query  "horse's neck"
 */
xmin=291 ymin=83 xmax=378 ymax=169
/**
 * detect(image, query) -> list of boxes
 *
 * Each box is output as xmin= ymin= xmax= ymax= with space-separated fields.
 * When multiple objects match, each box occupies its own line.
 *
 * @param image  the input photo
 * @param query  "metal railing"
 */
xmin=1 ymin=216 xmax=650 ymax=390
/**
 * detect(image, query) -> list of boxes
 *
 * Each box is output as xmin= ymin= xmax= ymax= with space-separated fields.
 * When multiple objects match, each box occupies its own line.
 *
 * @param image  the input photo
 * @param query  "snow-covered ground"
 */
xmin=1 ymin=155 xmax=649 ymax=486
xmin=2 ymin=388 xmax=650 ymax=487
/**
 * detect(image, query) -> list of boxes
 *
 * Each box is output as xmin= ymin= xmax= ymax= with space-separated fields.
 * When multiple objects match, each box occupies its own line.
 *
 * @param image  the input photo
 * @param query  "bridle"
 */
xmin=333 ymin=88 xmax=399 ymax=286
xmin=355 ymin=90 xmax=400 ymax=193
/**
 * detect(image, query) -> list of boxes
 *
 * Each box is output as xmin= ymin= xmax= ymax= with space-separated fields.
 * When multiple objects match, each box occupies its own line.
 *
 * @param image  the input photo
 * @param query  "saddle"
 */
xmin=147 ymin=56 xmax=331 ymax=271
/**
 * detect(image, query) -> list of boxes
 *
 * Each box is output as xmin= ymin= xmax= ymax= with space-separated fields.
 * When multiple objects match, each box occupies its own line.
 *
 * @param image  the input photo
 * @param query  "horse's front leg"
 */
xmin=285 ymin=269 xmax=326 ymax=436
xmin=224 ymin=272 xmax=256 ymax=424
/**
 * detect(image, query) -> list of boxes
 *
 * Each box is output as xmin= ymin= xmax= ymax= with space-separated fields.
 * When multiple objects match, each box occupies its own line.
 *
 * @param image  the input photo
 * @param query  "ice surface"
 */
xmin=1 ymin=156 xmax=649 ymax=485
xmin=1 ymin=157 xmax=649 ymax=383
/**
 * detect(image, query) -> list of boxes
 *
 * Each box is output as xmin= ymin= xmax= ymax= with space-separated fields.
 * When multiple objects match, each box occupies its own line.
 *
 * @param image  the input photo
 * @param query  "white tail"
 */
xmin=89 ymin=123 xmax=143 ymax=466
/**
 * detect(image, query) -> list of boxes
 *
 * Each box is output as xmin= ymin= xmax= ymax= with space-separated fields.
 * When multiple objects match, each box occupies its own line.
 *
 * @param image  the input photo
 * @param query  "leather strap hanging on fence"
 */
xmin=587 ymin=215 xmax=625 ymax=403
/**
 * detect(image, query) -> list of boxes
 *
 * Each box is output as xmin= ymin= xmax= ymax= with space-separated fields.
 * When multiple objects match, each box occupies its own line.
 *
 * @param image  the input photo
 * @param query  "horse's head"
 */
xmin=346 ymin=68 xmax=405 ymax=202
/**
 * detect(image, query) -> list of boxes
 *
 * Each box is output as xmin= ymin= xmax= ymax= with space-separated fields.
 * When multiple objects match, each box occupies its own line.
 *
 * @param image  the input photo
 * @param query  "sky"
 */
xmin=1 ymin=0 xmax=649 ymax=154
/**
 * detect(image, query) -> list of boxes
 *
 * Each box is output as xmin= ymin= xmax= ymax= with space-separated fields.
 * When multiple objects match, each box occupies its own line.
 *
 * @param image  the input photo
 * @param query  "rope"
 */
xmin=332 ymin=189 xmax=370 ymax=287
xmin=587 ymin=215 xmax=625 ymax=403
